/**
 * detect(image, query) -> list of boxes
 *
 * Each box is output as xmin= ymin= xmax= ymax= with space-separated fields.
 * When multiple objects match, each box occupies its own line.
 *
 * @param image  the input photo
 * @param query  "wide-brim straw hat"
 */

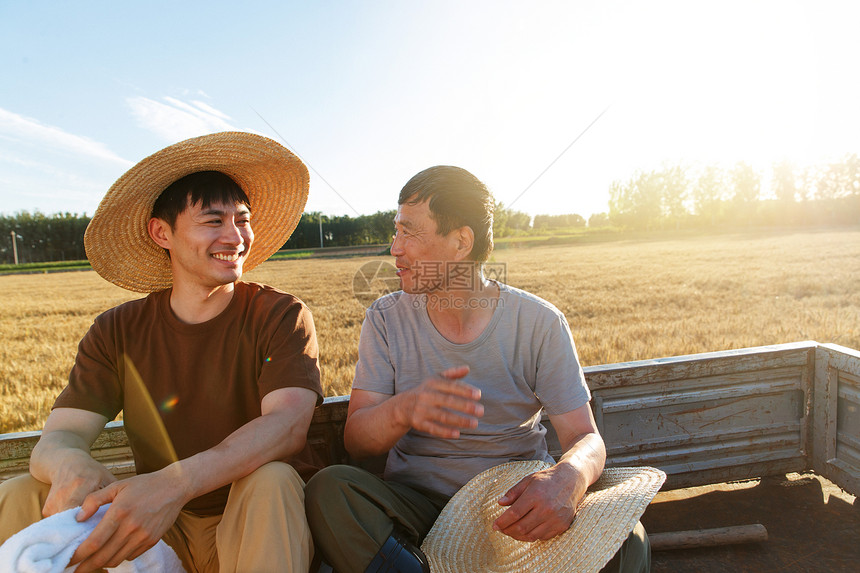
xmin=84 ymin=131 xmax=309 ymax=293
xmin=421 ymin=461 xmax=666 ymax=573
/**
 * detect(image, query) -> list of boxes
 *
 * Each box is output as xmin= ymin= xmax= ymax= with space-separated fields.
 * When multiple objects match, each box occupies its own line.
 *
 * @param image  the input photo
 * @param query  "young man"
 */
xmin=0 ymin=132 xmax=322 ymax=573
xmin=305 ymin=166 xmax=649 ymax=573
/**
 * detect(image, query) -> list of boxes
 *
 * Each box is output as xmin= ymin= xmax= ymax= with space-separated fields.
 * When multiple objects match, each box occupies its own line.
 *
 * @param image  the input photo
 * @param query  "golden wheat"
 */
xmin=1 ymin=229 xmax=858 ymax=434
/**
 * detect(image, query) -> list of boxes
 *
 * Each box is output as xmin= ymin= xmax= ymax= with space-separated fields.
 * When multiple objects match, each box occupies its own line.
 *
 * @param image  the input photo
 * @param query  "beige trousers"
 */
xmin=0 ymin=461 xmax=312 ymax=573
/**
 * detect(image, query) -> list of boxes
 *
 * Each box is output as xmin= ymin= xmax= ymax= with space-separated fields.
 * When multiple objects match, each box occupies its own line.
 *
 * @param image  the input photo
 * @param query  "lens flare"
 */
xmin=160 ymin=395 xmax=179 ymax=412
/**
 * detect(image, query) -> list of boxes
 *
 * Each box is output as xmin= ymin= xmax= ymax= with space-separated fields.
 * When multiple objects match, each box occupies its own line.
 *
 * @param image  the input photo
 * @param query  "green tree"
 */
xmin=693 ymin=166 xmax=725 ymax=225
xmin=773 ymin=161 xmax=798 ymax=203
xmin=365 ymin=210 xmax=397 ymax=243
xmin=608 ymin=180 xmax=633 ymax=228
xmin=661 ymin=165 xmax=688 ymax=228
xmin=587 ymin=212 xmax=610 ymax=227
xmin=632 ymin=170 xmax=664 ymax=230
xmin=532 ymin=214 xmax=586 ymax=229
xmin=845 ymin=153 xmax=860 ymax=196
xmin=818 ymin=154 xmax=860 ymax=200
xmin=732 ymin=162 xmax=760 ymax=204
xmin=0 ymin=211 xmax=90 ymax=264
xmin=493 ymin=200 xmax=509 ymax=238
xmin=609 ymin=170 xmax=666 ymax=230
xmin=731 ymin=162 xmax=760 ymax=225
xmin=769 ymin=161 xmax=801 ymax=225
xmin=507 ymin=210 xmax=531 ymax=232
xmin=491 ymin=201 xmax=530 ymax=237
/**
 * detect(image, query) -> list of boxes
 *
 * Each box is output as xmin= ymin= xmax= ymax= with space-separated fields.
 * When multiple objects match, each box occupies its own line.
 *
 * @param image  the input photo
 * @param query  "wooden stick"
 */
xmin=649 ymin=524 xmax=768 ymax=551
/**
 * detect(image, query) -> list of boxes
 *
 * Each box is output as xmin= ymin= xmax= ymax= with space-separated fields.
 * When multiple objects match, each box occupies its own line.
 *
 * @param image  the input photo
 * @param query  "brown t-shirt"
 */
xmin=54 ymin=281 xmax=323 ymax=514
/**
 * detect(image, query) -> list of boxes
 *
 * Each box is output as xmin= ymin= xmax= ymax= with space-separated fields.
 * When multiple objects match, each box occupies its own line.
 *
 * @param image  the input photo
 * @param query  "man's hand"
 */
xmin=492 ymin=462 xmax=587 ymax=542
xmin=493 ymin=404 xmax=606 ymax=542
xmin=41 ymin=449 xmax=117 ymax=517
xmin=397 ymin=366 xmax=484 ymax=439
xmin=65 ymin=386 xmax=317 ymax=572
xmin=344 ymin=365 xmax=484 ymax=458
xmin=68 ymin=466 xmax=189 ymax=572
xmin=30 ymin=409 xmax=115 ymax=518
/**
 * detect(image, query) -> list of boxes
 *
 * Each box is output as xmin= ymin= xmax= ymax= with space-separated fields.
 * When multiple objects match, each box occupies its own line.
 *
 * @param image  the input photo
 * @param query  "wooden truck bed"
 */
xmin=2 ymin=341 xmax=859 ymax=571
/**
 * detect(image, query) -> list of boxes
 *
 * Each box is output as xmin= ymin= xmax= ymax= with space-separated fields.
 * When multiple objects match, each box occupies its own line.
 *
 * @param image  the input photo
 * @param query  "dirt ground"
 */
xmin=641 ymin=472 xmax=860 ymax=572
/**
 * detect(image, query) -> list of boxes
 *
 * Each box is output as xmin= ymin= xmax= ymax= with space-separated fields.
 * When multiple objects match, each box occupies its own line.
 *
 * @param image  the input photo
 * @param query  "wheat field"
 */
xmin=2 ymin=229 xmax=858 ymax=434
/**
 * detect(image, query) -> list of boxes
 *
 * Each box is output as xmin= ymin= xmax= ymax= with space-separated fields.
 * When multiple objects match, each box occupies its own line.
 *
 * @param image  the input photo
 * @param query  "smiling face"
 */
xmin=152 ymin=198 xmax=254 ymax=291
xmin=390 ymin=200 xmax=462 ymax=294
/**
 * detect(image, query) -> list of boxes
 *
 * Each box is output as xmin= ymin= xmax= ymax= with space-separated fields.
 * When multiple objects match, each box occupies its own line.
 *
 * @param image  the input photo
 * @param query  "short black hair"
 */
xmin=151 ymin=171 xmax=250 ymax=228
xmin=398 ymin=166 xmax=494 ymax=262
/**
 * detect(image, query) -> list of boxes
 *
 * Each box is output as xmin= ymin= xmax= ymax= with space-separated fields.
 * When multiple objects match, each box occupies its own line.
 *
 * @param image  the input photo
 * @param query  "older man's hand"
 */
xmin=398 ymin=366 xmax=484 ymax=439
xmin=492 ymin=462 xmax=587 ymax=542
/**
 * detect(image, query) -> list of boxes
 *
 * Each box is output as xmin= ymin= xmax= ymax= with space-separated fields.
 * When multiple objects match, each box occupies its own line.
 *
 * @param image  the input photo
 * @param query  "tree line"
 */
xmin=0 ymin=210 xmax=404 ymax=265
xmin=607 ymin=154 xmax=860 ymax=230
xmin=3 ymin=153 xmax=858 ymax=264
xmin=284 ymin=210 xmax=396 ymax=249
xmin=0 ymin=201 xmax=591 ymax=264
xmin=0 ymin=212 xmax=90 ymax=264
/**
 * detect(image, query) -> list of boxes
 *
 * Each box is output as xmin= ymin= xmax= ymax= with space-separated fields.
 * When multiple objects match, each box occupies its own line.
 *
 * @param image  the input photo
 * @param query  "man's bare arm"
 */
xmin=344 ymin=366 xmax=483 ymax=460
xmin=70 ymin=386 xmax=318 ymax=572
xmin=30 ymin=408 xmax=117 ymax=517
xmin=493 ymin=402 xmax=606 ymax=542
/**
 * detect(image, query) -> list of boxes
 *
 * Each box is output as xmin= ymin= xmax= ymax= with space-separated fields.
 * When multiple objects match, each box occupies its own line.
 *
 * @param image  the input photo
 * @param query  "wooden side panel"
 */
xmin=0 ymin=429 xmax=40 ymax=482
xmin=0 ymin=398 xmax=354 ymax=484
xmin=306 ymin=395 xmax=350 ymax=467
xmin=585 ymin=342 xmax=817 ymax=489
xmin=814 ymin=344 xmax=860 ymax=496
xmin=0 ymin=422 xmax=135 ymax=483
xmin=0 ymin=342 xmax=829 ymax=493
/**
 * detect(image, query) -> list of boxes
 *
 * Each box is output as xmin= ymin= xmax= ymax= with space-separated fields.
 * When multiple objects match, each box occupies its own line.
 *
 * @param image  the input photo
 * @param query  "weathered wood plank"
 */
xmin=3 ymin=341 xmax=854 ymax=496
xmin=649 ymin=524 xmax=768 ymax=551
xmin=584 ymin=342 xmax=817 ymax=389
xmin=0 ymin=399 xmax=354 ymax=483
xmin=0 ymin=422 xmax=134 ymax=482
xmin=814 ymin=344 xmax=860 ymax=496
xmin=593 ymin=344 xmax=814 ymax=488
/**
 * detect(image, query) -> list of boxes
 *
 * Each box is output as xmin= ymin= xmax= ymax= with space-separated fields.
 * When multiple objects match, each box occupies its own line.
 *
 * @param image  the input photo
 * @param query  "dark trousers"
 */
xmin=305 ymin=464 xmax=650 ymax=573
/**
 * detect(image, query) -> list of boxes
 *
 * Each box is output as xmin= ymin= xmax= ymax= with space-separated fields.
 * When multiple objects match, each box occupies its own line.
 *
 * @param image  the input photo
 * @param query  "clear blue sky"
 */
xmin=2 ymin=0 xmax=858 ymax=219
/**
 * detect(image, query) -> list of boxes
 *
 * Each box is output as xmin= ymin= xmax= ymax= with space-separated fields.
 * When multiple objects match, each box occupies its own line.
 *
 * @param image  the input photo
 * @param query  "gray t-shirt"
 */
xmin=353 ymin=282 xmax=590 ymax=497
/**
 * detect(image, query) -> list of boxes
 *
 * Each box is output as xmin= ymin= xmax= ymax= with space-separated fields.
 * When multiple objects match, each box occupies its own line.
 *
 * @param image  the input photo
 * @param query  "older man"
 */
xmin=305 ymin=166 xmax=649 ymax=573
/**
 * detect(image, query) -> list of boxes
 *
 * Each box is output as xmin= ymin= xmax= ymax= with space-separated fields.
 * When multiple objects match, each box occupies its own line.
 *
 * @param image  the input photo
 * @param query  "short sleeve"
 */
xmin=533 ymin=312 xmax=590 ymax=415
xmin=54 ymin=315 xmax=123 ymax=420
xmin=258 ymin=300 xmax=323 ymax=404
xmin=352 ymin=306 xmax=396 ymax=395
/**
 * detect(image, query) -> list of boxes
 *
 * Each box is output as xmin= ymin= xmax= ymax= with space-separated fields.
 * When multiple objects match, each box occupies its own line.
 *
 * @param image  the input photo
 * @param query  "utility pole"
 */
xmin=319 ymin=212 xmax=324 ymax=248
xmin=10 ymin=231 xmax=18 ymax=265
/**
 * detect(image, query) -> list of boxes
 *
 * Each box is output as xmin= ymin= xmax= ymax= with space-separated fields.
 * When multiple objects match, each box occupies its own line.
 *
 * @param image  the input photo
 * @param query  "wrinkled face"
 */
xmin=390 ymin=200 xmax=459 ymax=294
xmin=161 ymin=199 xmax=254 ymax=290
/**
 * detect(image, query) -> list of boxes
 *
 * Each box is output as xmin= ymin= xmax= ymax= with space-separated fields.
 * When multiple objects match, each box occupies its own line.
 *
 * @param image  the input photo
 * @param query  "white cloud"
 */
xmin=0 ymin=147 xmax=122 ymax=216
xmin=190 ymin=100 xmax=231 ymax=121
xmin=127 ymin=96 xmax=237 ymax=141
xmin=0 ymin=108 xmax=133 ymax=166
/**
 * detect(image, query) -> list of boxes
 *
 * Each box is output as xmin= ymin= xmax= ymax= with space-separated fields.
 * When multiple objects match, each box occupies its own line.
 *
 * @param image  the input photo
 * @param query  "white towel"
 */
xmin=0 ymin=504 xmax=185 ymax=573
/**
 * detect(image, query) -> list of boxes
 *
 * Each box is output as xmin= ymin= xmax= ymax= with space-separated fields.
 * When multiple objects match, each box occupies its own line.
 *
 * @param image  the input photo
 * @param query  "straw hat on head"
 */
xmin=421 ymin=461 xmax=666 ymax=573
xmin=84 ymin=131 xmax=309 ymax=293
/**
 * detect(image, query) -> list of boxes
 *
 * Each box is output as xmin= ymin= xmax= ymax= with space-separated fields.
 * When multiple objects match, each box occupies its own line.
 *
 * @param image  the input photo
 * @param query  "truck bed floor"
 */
xmin=642 ymin=472 xmax=859 ymax=572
